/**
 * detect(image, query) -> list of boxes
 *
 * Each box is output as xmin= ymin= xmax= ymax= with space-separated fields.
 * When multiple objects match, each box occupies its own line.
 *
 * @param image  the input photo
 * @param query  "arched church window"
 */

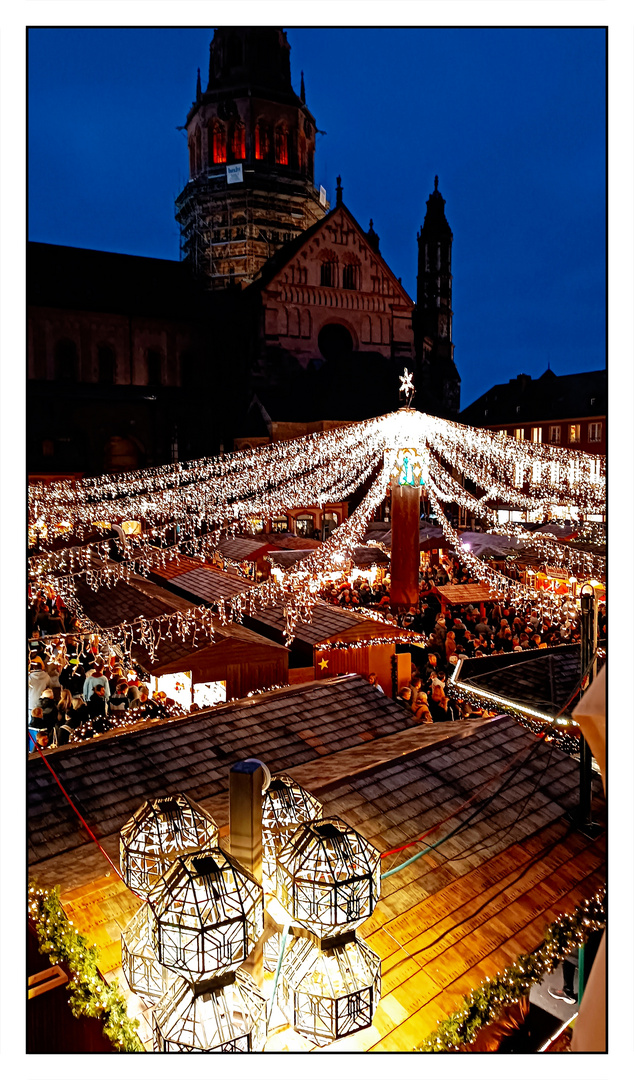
xmin=231 ymin=122 xmax=246 ymax=161
xmin=146 ymin=349 xmax=162 ymax=387
xmin=211 ymin=122 xmax=226 ymax=164
xmin=342 ymin=262 xmax=360 ymax=290
xmin=274 ymin=125 xmax=289 ymax=166
xmin=320 ymin=255 xmax=338 ymax=288
xmin=55 ymin=338 xmax=78 ymax=382
xmin=255 ymin=120 xmax=269 ymax=161
xmin=98 ymin=345 xmax=116 ymax=383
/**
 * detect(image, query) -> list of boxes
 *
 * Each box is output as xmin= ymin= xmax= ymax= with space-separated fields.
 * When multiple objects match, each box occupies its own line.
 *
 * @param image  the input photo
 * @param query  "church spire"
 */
xmin=196 ymin=67 xmax=202 ymax=101
xmin=300 ymin=70 xmax=306 ymax=103
xmin=336 ymin=175 xmax=343 ymax=206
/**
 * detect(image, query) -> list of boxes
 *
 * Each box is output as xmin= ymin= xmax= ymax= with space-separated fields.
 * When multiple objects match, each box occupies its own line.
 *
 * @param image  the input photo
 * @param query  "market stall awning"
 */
xmin=433 ymin=583 xmax=502 ymax=606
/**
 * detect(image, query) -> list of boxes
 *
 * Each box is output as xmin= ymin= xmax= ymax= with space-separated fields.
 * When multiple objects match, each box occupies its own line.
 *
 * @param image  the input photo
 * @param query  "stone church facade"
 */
xmin=27 ymin=27 xmax=460 ymax=476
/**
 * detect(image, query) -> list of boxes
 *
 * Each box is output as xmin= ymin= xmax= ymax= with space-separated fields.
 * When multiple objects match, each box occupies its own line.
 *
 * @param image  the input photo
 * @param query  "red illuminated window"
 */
xmin=275 ymin=127 xmax=288 ymax=165
xmin=231 ymin=124 xmax=245 ymax=161
xmin=212 ymin=124 xmax=226 ymax=164
xmin=255 ymin=121 xmax=268 ymax=161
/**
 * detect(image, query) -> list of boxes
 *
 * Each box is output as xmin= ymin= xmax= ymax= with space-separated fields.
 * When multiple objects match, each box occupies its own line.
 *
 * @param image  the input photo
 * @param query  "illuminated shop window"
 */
xmin=531 ymin=427 xmax=542 ymax=443
xmin=569 ymin=424 xmax=580 ymax=444
xmin=295 ymin=514 xmax=315 ymax=537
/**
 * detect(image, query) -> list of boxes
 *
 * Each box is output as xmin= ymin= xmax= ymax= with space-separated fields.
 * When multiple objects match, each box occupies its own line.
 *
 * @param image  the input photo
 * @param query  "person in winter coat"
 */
xmin=28 ymin=660 xmax=51 ymax=718
xmin=83 ymin=661 xmax=110 ymax=703
xmin=37 ymin=688 xmax=58 ymax=730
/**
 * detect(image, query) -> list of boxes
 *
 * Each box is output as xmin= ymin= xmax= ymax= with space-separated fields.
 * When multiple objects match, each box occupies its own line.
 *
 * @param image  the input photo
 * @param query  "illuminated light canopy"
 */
xmin=261 ymin=775 xmax=322 ymax=892
xmin=278 ymin=935 xmax=381 ymax=1047
xmin=152 ymin=968 xmax=267 ymax=1052
xmin=149 ymin=849 xmax=264 ymax=979
xmin=276 ymin=817 xmax=380 ymax=935
xmin=120 ymin=794 xmax=219 ymax=899
xmin=120 ymin=901 xmax=175 ymax=1005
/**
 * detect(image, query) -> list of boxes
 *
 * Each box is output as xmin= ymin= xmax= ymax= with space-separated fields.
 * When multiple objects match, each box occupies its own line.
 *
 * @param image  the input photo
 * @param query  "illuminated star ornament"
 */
xmin=318 ymin=658 xmax=329 ymax=670
xmin=398 ymin=367 xmax=415 ymax=407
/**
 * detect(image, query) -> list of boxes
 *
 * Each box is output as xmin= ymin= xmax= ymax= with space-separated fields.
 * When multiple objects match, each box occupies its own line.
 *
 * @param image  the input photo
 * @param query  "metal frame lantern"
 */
xmin=275 ymin=817 xmax=380 ymax=936
xmin=278 ymin=935 xmax=381 ymax=1046
xmin=261 ymin=775 xmax=322 ymax=891
xmin=121 ymin=901 xmax=175 ymax=1005
xmin=153 ymin=968 xmax=267 ymax=1052
xmin=148 ymin=849 xmax=263 ymax=979
xmin=120 ymin=794 xmax=218 ymax=898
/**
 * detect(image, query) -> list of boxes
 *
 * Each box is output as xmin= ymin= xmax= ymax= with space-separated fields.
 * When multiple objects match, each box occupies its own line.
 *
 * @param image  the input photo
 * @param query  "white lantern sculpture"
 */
xmin=120 ymin=794 xmax=218 ymax=899
xmin=153 ymin=968 xmax=267 ymax=1052
xmin=148 ymin=849 xmax=264 ymax=980
xmin=275 ymin=817 xmax=380 ymax=936
xmin=261 ymin=774 xmax=322 ymax=892
xmin=120 ymin=901 xmax=175 ymax=1005
xmin=279 ymin=935 xmax=381 ymax=1047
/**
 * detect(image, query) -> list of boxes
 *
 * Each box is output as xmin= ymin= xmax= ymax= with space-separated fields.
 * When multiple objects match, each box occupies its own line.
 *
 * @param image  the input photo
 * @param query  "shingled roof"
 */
xmin=27 ymin=675 xmax=418 ymax=866
xmin=246 ymin=598 xmax=370 ymax=646
xmin=453 ymin=645 xmax=582 ymax=720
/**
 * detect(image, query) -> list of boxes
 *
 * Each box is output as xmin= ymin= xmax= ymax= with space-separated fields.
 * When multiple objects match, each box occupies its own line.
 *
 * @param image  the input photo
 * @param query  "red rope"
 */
xmin=380 ymin=738 xmax=536 ymax=858
xmin=29 ymin=735 xmax=143 ymax=896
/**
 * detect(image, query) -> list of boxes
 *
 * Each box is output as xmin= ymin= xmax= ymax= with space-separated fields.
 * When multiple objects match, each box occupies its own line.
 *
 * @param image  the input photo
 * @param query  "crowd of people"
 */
xmin=27 ymin=587 xmax=191 ymax=751
xmin=319 ymin=554 xmax=606 ymax=660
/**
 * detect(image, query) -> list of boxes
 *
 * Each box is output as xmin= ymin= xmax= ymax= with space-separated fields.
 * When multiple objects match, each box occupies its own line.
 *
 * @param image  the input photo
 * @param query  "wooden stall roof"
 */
xmin=216 ymin=536 xmax=270 ymax=560
xmin=321 ymin=620 xmax=424 ymax=646
xmin=159 ymin=564 xmax=253 ymax=605
xmin=247 ymin=598 xmax=371 ymax=647
xmin=145 ymin=621 xmax=288 ymax=678
xmin=433 ymin=583 xmax=502 ymax=605
xmin=27 ymin=675 xmax=420 ymax=869
xmin=74 ymin=574 xmax=193 ymax=630
xmin=453 ymin=645 xmax=583 ymax=720
xmin=31 ymin=710 xmax=605 ymax=1052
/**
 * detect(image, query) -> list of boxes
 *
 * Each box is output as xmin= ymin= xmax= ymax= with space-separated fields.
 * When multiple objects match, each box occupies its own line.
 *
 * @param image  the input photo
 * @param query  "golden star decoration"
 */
xmin=318 ymin=657 xmax=329 ymax=670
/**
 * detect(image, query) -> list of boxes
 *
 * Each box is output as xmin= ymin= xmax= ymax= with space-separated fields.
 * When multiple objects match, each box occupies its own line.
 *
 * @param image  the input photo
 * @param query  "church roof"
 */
xmin=27 ymin=242 xmax=207 ymax=320
xmin=248 ymin=201 xmax=413 ymax=305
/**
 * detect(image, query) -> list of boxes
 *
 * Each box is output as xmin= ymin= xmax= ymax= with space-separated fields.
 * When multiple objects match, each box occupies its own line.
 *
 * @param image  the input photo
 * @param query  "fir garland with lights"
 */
xmin=417 ymin=888 xmax=605 ymax=1052
xmin=28 ymin=884 xmax=144 ymax=1052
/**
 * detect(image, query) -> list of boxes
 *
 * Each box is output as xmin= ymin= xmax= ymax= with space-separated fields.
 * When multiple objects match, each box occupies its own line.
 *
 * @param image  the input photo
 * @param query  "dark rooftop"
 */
xmin=459 ymin=369 xmax=606 ymax=427
xmin=453 ymin=645 xmax=582 ymax=719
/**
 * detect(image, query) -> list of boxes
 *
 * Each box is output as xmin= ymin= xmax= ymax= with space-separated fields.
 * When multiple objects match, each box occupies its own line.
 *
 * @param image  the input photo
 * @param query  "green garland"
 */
xmin=417 ymin=888 xmax=605 ymax=1052
xmin=28 ymin=883 xmax=144 ymax=1052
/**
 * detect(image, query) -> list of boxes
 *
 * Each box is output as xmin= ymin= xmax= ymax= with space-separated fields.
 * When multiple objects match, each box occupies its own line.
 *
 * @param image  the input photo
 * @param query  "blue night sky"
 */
xmin=27 ymin=27 xmax=606 ymax=410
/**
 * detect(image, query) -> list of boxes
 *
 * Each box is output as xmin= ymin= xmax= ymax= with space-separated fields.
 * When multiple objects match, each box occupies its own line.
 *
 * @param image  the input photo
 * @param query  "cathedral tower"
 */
xmin=414 ymin=177 xmax=460 ymax=416
xmin=176 ymin=28 xmax=328 ymax=289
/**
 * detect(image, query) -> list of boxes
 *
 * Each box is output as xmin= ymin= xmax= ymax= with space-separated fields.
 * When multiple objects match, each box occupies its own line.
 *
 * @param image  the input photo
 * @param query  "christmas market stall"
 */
xmin=27 ymin=677 xmax=604 ymax=1052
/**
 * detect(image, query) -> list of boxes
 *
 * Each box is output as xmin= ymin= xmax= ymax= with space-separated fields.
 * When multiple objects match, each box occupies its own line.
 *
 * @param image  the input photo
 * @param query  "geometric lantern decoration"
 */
xmin=278 ymin=935 xmax=381 ymax=1046
xmin=120 ymin=794 xmax=219 ymax=900
xmin=148 ymin=849 xmax=264 ymax=980
xmin=261 ymin=775 xmax=322 ymax=892
xmin=120 ymin=901 xmax=176 ymax=1005
xmin=275 ymin=817 xmax=380 ymax=937
xmin=152 ymin=968 xmax=267 ymax=1052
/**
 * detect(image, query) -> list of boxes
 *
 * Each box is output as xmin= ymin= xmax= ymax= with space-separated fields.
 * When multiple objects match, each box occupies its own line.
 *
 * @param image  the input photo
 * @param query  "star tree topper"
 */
xmin=399 ymin=367 xmax=415 ymax=407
